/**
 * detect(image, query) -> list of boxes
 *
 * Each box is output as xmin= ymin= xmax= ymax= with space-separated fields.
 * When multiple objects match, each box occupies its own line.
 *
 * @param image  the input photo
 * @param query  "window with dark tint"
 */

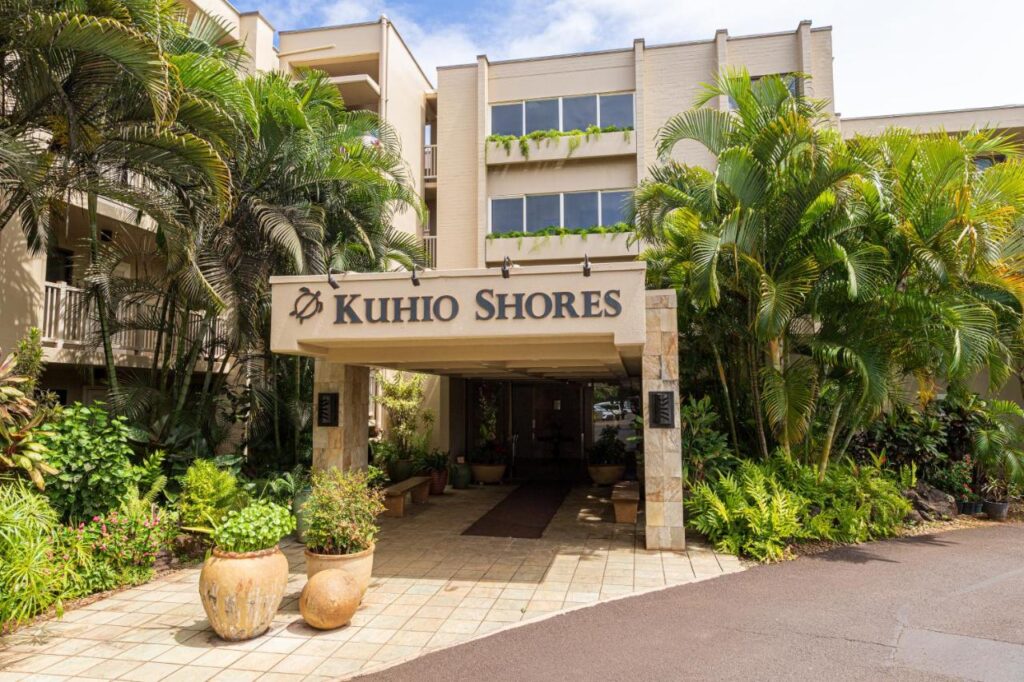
xmin=526 ymin=194 xmax=560 ymax=231
xmin=45 ymin=248 xmax=74 ymax=284
xmin=491 ymin=103 xmax=523 ymax=136
xmin=563 ymin=192 xmax=599 ymax=228
xmin=491 ymin=197 xmax=524 ymax=233
xmin=562 ymin=95 xmax=597 ymax=131
xmin=525 ymin=99 xmax=559 ymax=133
xmin=601 ymin=190 xmax=631 ymax=226
xmin=599 ymin=94 xmax=634 ymax=128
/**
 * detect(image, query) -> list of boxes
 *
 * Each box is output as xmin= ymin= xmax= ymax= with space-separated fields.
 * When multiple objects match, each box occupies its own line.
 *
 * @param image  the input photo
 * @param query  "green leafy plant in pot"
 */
xmin=416 ymin=449 xmax=451 ymax=494
xmin=587 ymin=426 xmax=628 ymax=485
xmin=303 ymin=469 xmax=385 ymax=598
xmin=374 ymin=372 xmax=434 ymax=482
xmin=970 ymin=399 xmax=1024 ymax=521
xmin=198 ymin=501 xmax=295 ymax=641
xmin=471 ymin=441 xmax=508 ymax=484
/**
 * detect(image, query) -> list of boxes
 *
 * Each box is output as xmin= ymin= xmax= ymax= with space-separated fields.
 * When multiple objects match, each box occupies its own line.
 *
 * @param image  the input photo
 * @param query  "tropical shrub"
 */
xmin=211 ymin=501 xmax=295 ymax=553
xmin=687 ymin=455 xmax=911 ymax=562
xmin=929 ymin=456 xmax=976 ymax=500
xmin=588 ymin=426 xmax=627 ymax=465
xmin=39 ymin=404 xmax=137 ymax=521
xmin=0 ymin=349 xmax=57 ymax=489
xmin=72 ymin=509 xmax=169 ymax=593
xmin=0 ymin=480 xmax=64 ymax=626
xmin=850 ymin=405 xmax=947 ymax=479
xmin=304 ymin=469 xmax=385 ymax=555
xmin=414 ymin=449 xmax=450 ymax=473
xmin=177 ymin=459 xmax=246 ymax=531
xmin=375 ymin=372 xmax=434 ymax=457
xmin=680 ymin=396 xmax=737 ymax=484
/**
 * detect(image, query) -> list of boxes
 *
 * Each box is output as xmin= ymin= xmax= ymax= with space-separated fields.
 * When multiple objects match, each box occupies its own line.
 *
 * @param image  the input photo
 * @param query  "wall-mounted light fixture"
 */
xmin=326 ymin=267 xmax=341 ymax=290
xmin=411 ymin=264 xmax=421 ymax=287
xmin=502 ymin=256 xmax=512 ymax=279
xmin=583 ymin=254 xmax=592 ymax=277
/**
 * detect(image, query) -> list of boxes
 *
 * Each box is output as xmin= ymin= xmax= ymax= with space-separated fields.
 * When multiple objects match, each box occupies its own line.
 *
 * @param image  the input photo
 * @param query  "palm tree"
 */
xmin=635 ymin=70 xmax=1024 ymax=478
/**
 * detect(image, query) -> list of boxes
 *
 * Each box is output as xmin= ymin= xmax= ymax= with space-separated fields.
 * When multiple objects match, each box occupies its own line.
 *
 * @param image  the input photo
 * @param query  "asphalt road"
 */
xmin=357 ymin=524 xmax=1024 ymax=681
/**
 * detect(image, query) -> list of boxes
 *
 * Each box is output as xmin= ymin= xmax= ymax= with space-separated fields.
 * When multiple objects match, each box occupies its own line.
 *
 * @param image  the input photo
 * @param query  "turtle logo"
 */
xmin=290 ymin=287 xmax=323 ymax=324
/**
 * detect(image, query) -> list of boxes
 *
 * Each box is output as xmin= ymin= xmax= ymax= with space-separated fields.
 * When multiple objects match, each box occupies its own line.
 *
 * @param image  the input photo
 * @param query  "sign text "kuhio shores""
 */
xmin=332 ymin=289 xmax=622 ymax=324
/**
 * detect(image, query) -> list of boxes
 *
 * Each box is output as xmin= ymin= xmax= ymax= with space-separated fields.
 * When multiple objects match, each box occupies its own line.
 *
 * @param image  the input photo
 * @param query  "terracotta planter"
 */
xmin=428 ymin=469 xmax=449 ymax=495
xmin=588 ymin=464 xmax=626 ymax=486
xmin=199 ymin=545 xmax=289 ymax=641
xmin=305 ymin=544 xmax=375 ymax=597
xmin=471 ymin=463 xmax=506 ymax=484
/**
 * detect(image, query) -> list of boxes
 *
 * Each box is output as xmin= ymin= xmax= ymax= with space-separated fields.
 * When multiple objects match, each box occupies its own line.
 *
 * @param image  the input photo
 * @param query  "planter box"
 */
xmin=485 ymin=231 xmax=639 ymax=265
xmin=486 ymin=132 xmax=636 ymax=166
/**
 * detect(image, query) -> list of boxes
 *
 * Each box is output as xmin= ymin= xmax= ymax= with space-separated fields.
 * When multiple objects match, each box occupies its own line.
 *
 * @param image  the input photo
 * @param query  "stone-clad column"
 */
xmin=311 ymin=360 xmax=370 ymax=472
xmin=642 ymin=290 xmax=685 ymax=550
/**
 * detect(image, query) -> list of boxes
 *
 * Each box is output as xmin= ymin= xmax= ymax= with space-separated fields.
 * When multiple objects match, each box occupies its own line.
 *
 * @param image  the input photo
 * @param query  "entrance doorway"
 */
xmin=467 ymin=380 xmax=586 ymax=482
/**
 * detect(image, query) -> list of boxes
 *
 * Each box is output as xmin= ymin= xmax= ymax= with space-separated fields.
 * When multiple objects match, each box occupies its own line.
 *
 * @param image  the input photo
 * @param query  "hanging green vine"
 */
xmin=485 ymin=125 xmax=633 ymax=160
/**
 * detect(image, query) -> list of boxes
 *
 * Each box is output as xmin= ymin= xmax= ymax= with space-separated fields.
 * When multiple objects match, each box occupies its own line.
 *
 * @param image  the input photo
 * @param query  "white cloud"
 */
xmin=258 ymin=0 xmax=1024 ymax=117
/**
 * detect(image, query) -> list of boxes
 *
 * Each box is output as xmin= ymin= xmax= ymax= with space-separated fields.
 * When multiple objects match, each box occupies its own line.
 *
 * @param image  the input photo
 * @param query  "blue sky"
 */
xmin=230 ymin=0 xmax=1024 ymax=118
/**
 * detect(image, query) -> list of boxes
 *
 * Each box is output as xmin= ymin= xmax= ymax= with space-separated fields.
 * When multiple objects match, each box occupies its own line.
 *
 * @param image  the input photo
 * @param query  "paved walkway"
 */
xmin=0 ymin=485 xmax=741 ymax=681
xmin=357 ymin=523 xmax=1024 ymax=681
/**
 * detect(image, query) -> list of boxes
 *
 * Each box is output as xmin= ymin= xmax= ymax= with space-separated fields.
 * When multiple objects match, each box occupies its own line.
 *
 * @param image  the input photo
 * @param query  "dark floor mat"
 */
xmin=462 ymin=481 xmax=572 ymax=539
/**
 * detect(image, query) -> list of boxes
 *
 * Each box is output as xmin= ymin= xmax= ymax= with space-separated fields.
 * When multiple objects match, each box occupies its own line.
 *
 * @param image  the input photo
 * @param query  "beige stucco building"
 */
xmin=3 ymin=2 xmax=1022 ymax=548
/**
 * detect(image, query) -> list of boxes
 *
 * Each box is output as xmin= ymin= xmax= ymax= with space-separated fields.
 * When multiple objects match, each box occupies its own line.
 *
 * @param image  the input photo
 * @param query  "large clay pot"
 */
xmin=588 ymin=464 xmax=626 ymax=486
xmin=199 ymin=546 xmax=289 ymax=641
xmin=387 ymin=458 xmax=413 ymax=483
xmin=300 ymin=569 xmax=360 ymax=630
xmin=292 ymin=486 xmax=312 ymax=544
xmin=305 ymin=544 xmax=375 ymax=597
xmin=428 ymin=469 xmax=449 ymax=495
xmin=451 ymin=463 xmax=472 ymax=489
xmin=471 ymin=464 xmax=506 ymax=484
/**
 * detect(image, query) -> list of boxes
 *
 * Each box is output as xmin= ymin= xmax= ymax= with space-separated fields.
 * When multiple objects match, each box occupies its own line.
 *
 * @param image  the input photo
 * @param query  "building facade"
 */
xmin=3 ymin=2 xmax=1022 ymax=548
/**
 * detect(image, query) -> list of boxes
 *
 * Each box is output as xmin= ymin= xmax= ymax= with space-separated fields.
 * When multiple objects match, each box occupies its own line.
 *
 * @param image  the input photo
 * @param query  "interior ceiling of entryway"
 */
xmin=306 ymin=335 xmax=643 ymax=382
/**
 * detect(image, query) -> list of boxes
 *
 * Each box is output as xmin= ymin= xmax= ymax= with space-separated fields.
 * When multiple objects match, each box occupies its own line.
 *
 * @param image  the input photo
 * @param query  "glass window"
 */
xmin=491 ymin=103 xmax=523 ymax=136
xmin=526 ymin=194 xmax=560 ymax=232
xmin=491 ymin=197 xmax=524 ymax=233
xmin=563 ymin=192 xmax=599 ymax=228
xmin=599 ymin=93 xmax=634 ymax=129
xmin=601 ymin=190 xmax=631 ymax=226
xmin=525 ymin=99 xmax=559 ymax=134
xmin=562 ymin=95 xmax=597 ymax=131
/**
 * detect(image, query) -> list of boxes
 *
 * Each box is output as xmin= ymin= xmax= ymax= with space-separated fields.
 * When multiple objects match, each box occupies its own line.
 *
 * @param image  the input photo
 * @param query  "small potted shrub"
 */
xmin=198 ymin=500 xmax=295 ymax=641
xmin=981 ymin=479 xmax=1011 ymax=521
xmin=373 ymin=440 xmax=413 ymax=483
xmin=416 ymin=449 xmax=450 ymax=494
xmin=587 ymin=426 xmax=627 ymax=485
xmin=450 ymin=456 xmax=472 ymax=489
xmin=470 ymin=441 xmax=507 ymax=484
xmin=304 ymin=469 xmax=385 ymax=597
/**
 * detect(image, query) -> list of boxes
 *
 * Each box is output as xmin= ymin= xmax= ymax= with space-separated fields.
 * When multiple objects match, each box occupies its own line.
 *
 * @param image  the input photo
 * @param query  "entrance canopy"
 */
xmin=270 ymin=263 xmax=647 ymax=381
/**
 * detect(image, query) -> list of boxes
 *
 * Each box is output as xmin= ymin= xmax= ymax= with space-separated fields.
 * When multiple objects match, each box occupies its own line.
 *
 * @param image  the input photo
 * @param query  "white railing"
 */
xmin=42 ymin=282 xmax=226 ymax=359
xmin=424 ymin=145 xmax=437 ymax=179
xmin=422 ymin=235 xmax=437 ymax=268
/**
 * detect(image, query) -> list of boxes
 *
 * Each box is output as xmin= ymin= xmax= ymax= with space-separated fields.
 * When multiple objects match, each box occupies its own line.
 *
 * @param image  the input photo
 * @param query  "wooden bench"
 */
xmin=611 ymin=481 xmax=640 ymax=524
xmin=383 ymin=476 xmax=431 ymax=517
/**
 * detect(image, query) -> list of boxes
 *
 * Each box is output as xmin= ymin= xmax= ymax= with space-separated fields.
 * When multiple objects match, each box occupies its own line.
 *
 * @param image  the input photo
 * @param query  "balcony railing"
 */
xmin=421 ymin=235 xmax=437 ymax=268
xmin=424 ymin=144 xmax=437 ymax=180
xmin=42 ymin=282 xmax=226 ymax=359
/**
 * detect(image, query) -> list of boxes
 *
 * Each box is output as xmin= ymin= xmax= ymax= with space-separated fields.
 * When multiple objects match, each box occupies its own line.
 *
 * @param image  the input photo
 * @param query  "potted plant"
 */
xmin=970 ymin=400 xmax=1024 ymax=522
xmin=198 ymin=500 xmax=295 ymax=641
xmin=471 ymin=441 xmax=507 ymax=484
xmin=373 ymin=440 xmax=412 ymax=483
xmin=374 ymin=372 xmax=434 ymax=483
xmin=416 ymin=449 xmax=450 ymax=494
xmin=587 ymin=426 xmax=627 ymax=485
xmin=303 ymin=468 xmax=386 ymax=598
xmin=981 ymin=480 xmax=1011 ymax=521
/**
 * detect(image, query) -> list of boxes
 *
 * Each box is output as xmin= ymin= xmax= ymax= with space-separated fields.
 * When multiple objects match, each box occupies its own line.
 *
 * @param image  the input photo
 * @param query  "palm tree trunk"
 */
xmin=748 ymin=341 xmax=770 ymax=459
xmin=172 ymin=313 xmax=214 ymax=423
xmin=711 ymin=342 xmax=741 ymax=457
xmin=817 ymin=401 xmax=843 ymax=482
xmin=87 ymin=192 xmax=120 ymax=397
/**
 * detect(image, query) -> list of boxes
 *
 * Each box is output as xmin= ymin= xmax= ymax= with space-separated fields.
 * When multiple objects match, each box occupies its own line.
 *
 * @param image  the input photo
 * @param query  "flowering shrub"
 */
xmin=69 ymin=509 xmax=169 ymax=592
xmin=304 ymin=469 xmax=384 ymax=555
xmin=211 ymin=501 xmax=294 ymax=553
xmin=928 ymin=456 xmax=976 ymax=500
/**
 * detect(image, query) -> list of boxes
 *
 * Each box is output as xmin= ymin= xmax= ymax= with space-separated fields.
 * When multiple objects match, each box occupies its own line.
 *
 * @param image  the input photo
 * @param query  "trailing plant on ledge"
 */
xmin=486 ymin=222 xmax=634 ymax=240
xmin=486 ymin=125 xmax=633 ymax=160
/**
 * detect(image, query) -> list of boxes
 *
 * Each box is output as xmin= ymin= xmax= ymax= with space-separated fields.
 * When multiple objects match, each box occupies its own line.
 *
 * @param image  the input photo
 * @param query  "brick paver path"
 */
xmin=1 ymin=485 xmax=742 ymax=680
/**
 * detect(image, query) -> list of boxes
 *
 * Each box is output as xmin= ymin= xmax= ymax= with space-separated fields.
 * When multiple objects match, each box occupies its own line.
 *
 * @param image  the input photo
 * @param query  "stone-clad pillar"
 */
xmin=311 ymin=360 xmax=369 ymax=472
xmin=642 ymin=290 xmax=685 ymax=550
